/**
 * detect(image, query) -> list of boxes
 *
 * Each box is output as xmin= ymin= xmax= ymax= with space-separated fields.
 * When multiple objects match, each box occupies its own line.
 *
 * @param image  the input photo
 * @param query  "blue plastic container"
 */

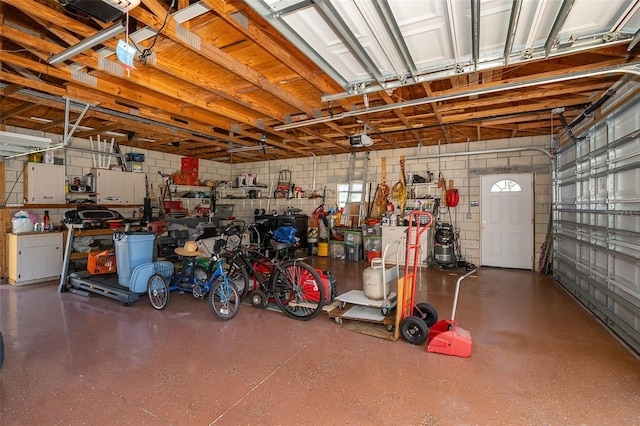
xmin=113 ymin=232 xmax=156 ymax=288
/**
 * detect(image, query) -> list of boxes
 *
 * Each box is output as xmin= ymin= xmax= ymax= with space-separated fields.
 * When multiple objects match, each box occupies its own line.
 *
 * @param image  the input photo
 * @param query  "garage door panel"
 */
xmin=613 ymin=168 xmax=640 ymax=200
xmin=611 ymin=106 xmax=640 ymax=139
xmin=553 ymin=95 xmax=640 ymax=356
xmin=618 ymin=217 xmax=640 ymax=235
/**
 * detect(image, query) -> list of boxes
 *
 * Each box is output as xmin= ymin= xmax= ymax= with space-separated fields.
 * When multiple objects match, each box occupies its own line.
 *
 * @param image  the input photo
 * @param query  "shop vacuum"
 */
xmin=433 ymin=222 xmax=456 ymax=267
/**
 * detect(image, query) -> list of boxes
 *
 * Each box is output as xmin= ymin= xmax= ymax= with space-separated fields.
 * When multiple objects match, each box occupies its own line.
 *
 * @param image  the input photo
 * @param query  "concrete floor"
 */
xmin=1 ymin=257 xmax=639 ymax=425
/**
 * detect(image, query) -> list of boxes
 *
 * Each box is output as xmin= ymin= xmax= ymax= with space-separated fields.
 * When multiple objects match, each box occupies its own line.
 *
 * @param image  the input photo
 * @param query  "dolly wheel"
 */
xmin=334 ymin=317 xmax=343 ymax=325
xmin=400 ymin=316 xmax=428 ymax=345
xmin=414 ymin=303 xmax=438 ymax=327
xmin=250 ymin=289 xmax=266 ymax=308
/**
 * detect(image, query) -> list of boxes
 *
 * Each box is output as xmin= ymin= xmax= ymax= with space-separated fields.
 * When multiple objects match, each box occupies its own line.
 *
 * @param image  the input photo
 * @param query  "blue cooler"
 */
xmin=113 ymin=231 xmax=156 ymax=288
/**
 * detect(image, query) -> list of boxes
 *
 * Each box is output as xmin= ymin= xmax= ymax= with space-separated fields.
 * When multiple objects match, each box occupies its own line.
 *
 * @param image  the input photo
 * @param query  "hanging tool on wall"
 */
xmin=438 ymin=173 xmax=447 ymax=205
xmin=375 ymin=157 xmax=390 ymax=218
xmin=391 ymin=156 xmax=408 ymax=216
xmin=275 ymin=169 xmax=291 ymax=198
xmin=446 ymin=179 xmax=459 ymax=208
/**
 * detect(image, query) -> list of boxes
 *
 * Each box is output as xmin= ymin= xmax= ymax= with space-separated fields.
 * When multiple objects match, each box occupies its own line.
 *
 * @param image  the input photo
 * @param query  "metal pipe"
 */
xmin=407 ymin=146 xmax=553 ymax=161
xmin=284 ymin=62 xmax=640 ymax=129
xmin=310 ymin=153 xmax=317 ymax=192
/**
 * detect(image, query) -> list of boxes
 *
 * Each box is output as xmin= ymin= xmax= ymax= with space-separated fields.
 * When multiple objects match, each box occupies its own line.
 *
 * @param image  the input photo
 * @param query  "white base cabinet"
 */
xmin=381 ymin=225 xmax=433 ymax=266
xmin=7 ymin=232 xmax=63 ymax=285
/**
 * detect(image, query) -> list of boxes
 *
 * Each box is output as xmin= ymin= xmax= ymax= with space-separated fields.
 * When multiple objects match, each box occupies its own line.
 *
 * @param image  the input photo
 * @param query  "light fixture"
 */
xmin=30 ymin=116 xmax=53 ymax=123
xmin=74 ymin=125 xmax=95 ymax=131
xmin=48 ymin=20 xmax=126 ymax=65
xmin=0 ymin=131 xmax=52 ymax=150
xmin=227 ymin=144 xmax=271 ymax=153
xmin=103 ymin=131 xmax=127 ymax=137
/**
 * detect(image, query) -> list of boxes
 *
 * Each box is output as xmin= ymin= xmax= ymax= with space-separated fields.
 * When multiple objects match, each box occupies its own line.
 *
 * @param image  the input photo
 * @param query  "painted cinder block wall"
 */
xmin=4 ymin=128 xmax=551 ymax=271
xmin=233 ymin=135 xmax=553 ymax=270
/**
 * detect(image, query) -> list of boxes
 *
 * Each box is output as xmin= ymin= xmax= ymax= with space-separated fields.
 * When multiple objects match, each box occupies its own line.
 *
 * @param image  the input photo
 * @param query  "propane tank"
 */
xmin=363 ymin=258 xmax=391 ymax=300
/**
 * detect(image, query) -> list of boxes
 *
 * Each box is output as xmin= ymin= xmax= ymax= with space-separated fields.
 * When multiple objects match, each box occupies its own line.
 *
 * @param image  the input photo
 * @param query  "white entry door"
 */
xmin=481 ymin=174 xmax=533 ymax=269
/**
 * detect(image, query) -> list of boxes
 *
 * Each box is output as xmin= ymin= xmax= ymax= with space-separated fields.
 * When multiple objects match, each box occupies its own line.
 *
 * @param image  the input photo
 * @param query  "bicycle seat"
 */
xmin=270 ymin=240 xmax=293 ymax=251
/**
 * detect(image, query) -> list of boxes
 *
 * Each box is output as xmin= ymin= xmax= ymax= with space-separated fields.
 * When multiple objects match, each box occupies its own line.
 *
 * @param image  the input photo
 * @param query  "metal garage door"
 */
xmin=554 ymin=95 xmax=640 ymax=356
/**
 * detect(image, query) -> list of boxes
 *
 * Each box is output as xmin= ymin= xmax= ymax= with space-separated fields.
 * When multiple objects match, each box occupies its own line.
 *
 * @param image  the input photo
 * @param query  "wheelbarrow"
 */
xmin=427 ymin=268 xmax=477 ymax=357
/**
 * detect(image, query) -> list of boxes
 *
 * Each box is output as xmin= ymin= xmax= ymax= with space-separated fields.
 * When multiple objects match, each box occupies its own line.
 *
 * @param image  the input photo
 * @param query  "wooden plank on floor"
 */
xmin=342 ymin=320 xmax=397 ymax=341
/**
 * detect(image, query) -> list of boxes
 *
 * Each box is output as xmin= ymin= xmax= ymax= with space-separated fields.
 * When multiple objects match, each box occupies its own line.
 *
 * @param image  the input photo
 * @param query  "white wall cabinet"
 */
xmin=25 ymin=163 xmax=65 ymax=204
xmin=93 ymin=169 xmax=146 ymax=205
xmin=7 ymin=232 xmax=63 ymax=285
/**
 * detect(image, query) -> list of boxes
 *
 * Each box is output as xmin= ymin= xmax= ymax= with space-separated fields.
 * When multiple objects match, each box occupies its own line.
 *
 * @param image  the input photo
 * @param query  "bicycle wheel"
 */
xmin=208 ymin=276 xmax=240 ymax=321
xmin=271 ymin=260 xmax=325 ymax=321
xmin=224 ymin=257 xmax=250 ymax=300
xmin=147 ymin=273 xmax=170 ymax=310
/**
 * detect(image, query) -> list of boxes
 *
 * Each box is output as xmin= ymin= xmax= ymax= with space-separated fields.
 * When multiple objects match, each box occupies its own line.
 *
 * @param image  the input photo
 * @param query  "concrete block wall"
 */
xmin=3 ymin=130 xmax=231 ymax=226
xmin=230 ymin=135 xmax=553 ymax=270
xmin=3 ymin=128 xmax=552 ymax=271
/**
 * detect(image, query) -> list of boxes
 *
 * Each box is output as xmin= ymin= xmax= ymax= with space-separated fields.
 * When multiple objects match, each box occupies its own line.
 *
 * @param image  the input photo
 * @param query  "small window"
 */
xmin=490 ymin=179 xmax=522 ymax=192
xmin=337 ymin=182 xmax=363 ymax=208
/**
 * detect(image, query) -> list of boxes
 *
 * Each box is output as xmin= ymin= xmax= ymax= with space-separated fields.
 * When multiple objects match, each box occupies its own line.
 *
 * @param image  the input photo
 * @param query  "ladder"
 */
xmin=341 ymin=152 xmax=370 ymax=226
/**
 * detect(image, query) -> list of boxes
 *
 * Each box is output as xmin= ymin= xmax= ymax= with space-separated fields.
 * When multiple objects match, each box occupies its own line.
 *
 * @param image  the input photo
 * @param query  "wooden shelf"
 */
xmin=7 ymin=203 xmax=143 ymax=209
xmin=63 ymin=226 xmax=143 ymax=261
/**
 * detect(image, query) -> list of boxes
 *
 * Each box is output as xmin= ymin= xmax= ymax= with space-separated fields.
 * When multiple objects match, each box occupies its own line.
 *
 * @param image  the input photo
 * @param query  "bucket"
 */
xmin=317 ymin=241 xmax=328 ymax=257
xmin=366 ymin=250 xmax=382 ymax=264
xmin=113 ymin=232 xmax=156 ymax=288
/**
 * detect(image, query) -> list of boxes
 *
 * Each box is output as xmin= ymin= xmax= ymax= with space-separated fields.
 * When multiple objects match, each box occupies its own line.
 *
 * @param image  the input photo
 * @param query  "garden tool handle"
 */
xmin=450 ymin=269 xmax=477 ymax=322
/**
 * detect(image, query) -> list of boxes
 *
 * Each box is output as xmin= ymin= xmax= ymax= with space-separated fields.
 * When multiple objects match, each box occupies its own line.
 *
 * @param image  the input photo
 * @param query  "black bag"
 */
xmin=412 ymin=174 xmax=427 ymax=183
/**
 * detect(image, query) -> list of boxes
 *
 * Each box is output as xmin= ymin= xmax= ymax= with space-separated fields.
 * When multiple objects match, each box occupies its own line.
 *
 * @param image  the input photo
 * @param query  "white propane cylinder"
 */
xmin=363 ymin=258 xmax=391 ymax=300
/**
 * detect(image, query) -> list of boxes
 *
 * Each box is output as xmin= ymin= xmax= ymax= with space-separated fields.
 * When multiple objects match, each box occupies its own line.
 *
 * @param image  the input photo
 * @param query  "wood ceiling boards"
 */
xmin=1 ymin=0 xmax=640 ymax=163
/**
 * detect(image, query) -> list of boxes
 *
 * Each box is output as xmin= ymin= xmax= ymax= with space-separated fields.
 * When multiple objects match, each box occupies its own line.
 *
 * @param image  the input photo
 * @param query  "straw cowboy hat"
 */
xmin=174 ymin=241 xmax=206 ymax=257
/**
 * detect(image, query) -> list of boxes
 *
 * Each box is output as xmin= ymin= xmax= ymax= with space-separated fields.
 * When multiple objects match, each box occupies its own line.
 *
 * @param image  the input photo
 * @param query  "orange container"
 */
xmin=87 ymin=250 xmax=117 ymax=275
xmin=366 ymin=250 xmax=382 ymax=264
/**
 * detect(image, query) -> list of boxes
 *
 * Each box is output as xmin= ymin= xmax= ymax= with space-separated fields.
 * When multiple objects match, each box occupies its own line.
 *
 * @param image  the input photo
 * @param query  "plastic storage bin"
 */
xmin=346 ymin=244 xmax=363 ymax=262
xmin=344 ymin=229 xmax=362 ymax=245
xmin=113 ymin=231 xmax=156 ymax=288
xmin=363 ymin=236 xmax=382 ymax=252
xmin=329 ymin=241 xmax=345 ymax=259
xmin=362 ymin=224 xmax=382 ymax=237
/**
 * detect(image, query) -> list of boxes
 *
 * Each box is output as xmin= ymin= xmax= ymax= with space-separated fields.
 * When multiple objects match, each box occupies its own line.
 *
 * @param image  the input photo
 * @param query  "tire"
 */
xmin=225 ymin=258 xmax=250 ymax=300
xmin=147 ymin=273 xmax=170 ymax=310
xmin=414 ymin=303 xmax=438 ymax=327
xmin=400 ymin=316 xmax=428 ymax=345
xmin=271 ymin=260 xmax=325 ymax=321
xmin=249 ymin=289 xmax=266 ymax=308
xmin=208 ymin=276 xmax=240 ymax=321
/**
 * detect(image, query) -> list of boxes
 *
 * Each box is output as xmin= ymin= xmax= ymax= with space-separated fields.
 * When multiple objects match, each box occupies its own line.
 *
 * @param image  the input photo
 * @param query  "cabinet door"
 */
xmin=25 ymin=163 xmax=65 ymax=204
xmin=123 ymin=172 xmax=146 ymax=204
xmin=381 ymin=227 xmax=407 ymax=265
xmin=8 ymin=233 xmax=62 ymax=284
xmin=94 ymin=169 xmax=125 ymax=204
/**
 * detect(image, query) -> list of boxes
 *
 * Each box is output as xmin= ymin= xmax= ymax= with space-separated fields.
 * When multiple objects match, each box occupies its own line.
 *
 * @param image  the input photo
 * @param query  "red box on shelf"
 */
xmin=181 ymin=157 xmax=198 ymax=175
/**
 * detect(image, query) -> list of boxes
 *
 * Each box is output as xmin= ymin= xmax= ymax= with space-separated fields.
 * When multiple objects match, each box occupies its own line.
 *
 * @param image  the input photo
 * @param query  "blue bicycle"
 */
xmin=147 ymin=240 xmax=242 ymax=321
